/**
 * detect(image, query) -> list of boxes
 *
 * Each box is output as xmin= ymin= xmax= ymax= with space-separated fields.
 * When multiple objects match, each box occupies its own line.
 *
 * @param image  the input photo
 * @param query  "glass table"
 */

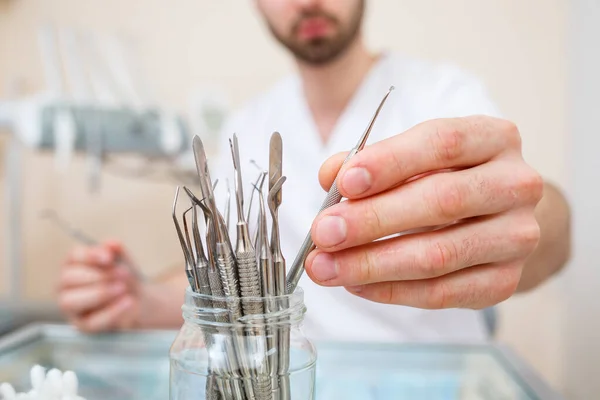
xmin=0 ymin=324 xmax=563 ymax=400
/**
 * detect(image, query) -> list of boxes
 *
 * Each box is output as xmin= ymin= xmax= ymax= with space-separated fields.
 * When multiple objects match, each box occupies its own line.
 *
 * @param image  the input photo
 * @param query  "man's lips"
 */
xmin=297 ymin=17 xmax=333 ymax=40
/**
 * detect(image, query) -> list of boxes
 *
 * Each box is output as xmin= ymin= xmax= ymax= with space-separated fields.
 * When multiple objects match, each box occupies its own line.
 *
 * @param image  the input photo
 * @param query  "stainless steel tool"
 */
xmin=171 ymin=188 xmax=222 ymax=400
xmin=171 ymin=188 xmax=197 ymax=290
xmin=225 ymin=179 xmax=231 ymax=231
xmin=229 ymin=135 xmax=263 ymax=313
xmin=268 ymin=133 xmax=290 ymax=400
xmin=252 ymin=172 xmax=269 ymax=251
xmin=286 ymin=86 xmax=395 ymax=294
xmin=40 ymin=208 xmax=143 ymax=280
xmin=255 ymin=186 xmax=279 ymax=399
xmin=246 ymin=170 xmax=267 ymax=225
xmin=192 ymin=136 xmax=255 ymax=400
xmin=230 ymin=135 xmax=273 ymax=400
xmin=193 ymin=137 xmax=241 ymax=306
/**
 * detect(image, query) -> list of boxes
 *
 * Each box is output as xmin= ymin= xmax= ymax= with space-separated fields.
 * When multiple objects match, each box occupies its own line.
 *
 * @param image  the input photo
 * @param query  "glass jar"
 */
xmin=170 ymin=286 xmax=317 ymax=400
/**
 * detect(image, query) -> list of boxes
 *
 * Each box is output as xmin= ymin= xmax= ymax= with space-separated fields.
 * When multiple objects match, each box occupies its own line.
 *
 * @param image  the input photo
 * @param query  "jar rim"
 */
xmin=184 ymin=285 xmax=304 ymax=303
xmin=182 ymin=286 xmax=307 ymax=327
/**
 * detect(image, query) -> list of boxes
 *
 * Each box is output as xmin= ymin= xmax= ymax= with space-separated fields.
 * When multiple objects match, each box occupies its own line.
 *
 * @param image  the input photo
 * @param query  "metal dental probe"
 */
xmin=247 ymin=170 xmax=267 ymax=224
xmin=252 ymin=172 xmax=269 ymax=251
xmin=267 ymin=134 xmax=286 ymax=304
xmin=192 ymin=136 xmax=242 ymax=312
xmin=255 ymin=185 xmax=280 ymax=399
xmin=40 ymin=209 xmax=143 ymax=280
xmin=171 ymin=188 xmax=221 ymax=400
xmin=230 ymin=136 xmax=263 ymax=310
xmin=171 ymin=188 xmax=198 ymax=291
xmin=187 ymin=203 xmax=214 ymax=299
xmin=225 ymin=179 xmax=231 ymax=231
xmin=187 ymin=203 xmax=224 ymax=400
xmin=268 ymin=132 xmax=290 ymax=400
xmin=193 ymin=136 xmax=254 ymax=399
xmin=230 ymin=136 xmax=273 ymax=400
xmin=286 ymin=86 xmax=395 ymax=294
xmin=267 ymin=175 xmax=288 ymax=400
xmin=184 ymin=187 xmax=245 ymax=400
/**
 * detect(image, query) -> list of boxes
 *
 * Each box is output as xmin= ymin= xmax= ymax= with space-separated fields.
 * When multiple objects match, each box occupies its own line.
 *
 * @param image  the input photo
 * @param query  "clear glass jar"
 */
xmin=170 ymin=286 xmax=317 ymax=400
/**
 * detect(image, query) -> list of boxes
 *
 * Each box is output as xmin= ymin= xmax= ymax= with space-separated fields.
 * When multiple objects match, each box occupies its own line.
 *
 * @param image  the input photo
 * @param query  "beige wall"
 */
xmin=0 ymin=0 xmax=570 ymax=394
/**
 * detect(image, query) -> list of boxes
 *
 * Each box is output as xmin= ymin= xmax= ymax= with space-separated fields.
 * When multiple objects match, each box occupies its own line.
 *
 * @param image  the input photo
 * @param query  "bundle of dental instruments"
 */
xmin=170 ymin=86 xmax=394 ymax=400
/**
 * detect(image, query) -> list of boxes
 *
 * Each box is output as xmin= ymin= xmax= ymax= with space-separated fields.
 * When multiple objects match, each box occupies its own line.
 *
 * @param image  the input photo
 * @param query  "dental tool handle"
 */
xmin=216 ymin=247 xmax=243 ymax=322
xmin=254 ymin=376 xmax=273 ymax=400
xmin=237 ymin=251 xmax=264 ymax=315
xmin=206 ymin=376 xmax=221 ymax=400
xmin=286 ymin=87 xmax=394 ymax=293
xmin=208 ymin=266 xmax=247 ymax=400
xmin=207 ymin=268 xmax=228 ymax=324
xmin=286 ymin=152 xmax=355 ymax=294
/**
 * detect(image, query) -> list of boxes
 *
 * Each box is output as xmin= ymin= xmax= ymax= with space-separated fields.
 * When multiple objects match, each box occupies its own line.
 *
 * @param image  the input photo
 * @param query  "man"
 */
xmin=58 ymin=0 xmax=570 ymax=341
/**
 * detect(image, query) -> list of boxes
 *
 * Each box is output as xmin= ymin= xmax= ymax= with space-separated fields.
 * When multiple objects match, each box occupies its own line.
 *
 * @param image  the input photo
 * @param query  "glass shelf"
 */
xmin=0 ymin=324 xmax=563 ymax=400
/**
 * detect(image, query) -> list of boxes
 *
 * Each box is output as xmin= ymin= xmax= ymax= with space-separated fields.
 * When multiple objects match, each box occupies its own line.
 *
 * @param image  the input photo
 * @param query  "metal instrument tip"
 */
xmin=354 ymin=86 xmax=395 ymax=151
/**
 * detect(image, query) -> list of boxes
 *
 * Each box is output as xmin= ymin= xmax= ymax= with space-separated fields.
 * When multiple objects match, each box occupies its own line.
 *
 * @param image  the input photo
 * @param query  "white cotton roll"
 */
xmin=40 ymin=377 xmax=59 ymax=400
xmin=30 ymin=366 xmax=46 ymax=391
xmin=45 ymin=369 xmax=63 ymax=396
xmin=0 ymin=383 xmax=16 ymax=400
xmin=61 ymin=372 xmax=78 ymax=396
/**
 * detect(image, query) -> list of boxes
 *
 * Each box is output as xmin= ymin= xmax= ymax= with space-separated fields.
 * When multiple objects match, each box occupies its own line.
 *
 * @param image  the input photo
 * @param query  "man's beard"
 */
xmin=267 ymin=2 xmax=365 ymax=66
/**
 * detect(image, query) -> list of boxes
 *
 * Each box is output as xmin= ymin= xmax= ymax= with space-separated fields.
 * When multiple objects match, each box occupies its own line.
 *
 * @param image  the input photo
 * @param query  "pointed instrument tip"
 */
xmin=354 ymin=86 xmax=395 ymax=151
xmin=389 ymin=85 xmax=395 ymax=92
xmin=172 ymin=186 xmax=181 ymax=218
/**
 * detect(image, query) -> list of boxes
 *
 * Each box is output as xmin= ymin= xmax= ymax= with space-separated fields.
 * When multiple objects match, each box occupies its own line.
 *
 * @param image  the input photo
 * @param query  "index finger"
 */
xmin=323 ymin=116 xmax=520 ymax=199
xmin=66 ymin=245 xmax=115 ymax=267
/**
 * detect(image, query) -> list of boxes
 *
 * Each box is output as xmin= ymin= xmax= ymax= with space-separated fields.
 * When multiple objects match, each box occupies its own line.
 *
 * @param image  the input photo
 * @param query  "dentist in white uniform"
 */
xmin=58 ymin=0 xmax=571 ymax=342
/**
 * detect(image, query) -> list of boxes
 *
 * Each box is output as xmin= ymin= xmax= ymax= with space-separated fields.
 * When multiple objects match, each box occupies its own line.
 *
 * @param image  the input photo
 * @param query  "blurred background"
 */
xmin=0 ymin=0 xmax=597 ymax=398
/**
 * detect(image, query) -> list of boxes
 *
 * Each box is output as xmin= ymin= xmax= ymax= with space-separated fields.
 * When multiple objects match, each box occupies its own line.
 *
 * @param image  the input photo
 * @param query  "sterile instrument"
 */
xmin=38 ymin=209 xmax=143 ymax=280
xmin=168 ymin=87 xmax=393 ymax=399
xmin=286 ymin=86 xmax=395 ymax=294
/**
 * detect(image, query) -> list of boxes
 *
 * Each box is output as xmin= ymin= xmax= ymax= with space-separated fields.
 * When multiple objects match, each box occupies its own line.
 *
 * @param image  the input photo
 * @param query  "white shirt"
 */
xmin=209 ymin=52 xmax=501 ymax=343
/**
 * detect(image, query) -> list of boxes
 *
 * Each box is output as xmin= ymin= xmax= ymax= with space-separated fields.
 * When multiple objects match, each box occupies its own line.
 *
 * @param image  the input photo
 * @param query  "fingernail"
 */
xmin=342 ymin=167 xmax=372 ymax=196
xmin=110 ymin=282 xmax=126 ymax=296
xmin=310 ymin=253 xmax=338 ymax=282
xmin=314 ymin=216 xmax=347 ymax=248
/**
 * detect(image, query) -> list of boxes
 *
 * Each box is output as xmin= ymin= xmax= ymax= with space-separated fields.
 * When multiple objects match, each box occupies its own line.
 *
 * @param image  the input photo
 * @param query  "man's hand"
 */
xmin=306 ymin=116 xmax=544 ymax=309
xmin=58 ymin=241 xmax=141 ymax=332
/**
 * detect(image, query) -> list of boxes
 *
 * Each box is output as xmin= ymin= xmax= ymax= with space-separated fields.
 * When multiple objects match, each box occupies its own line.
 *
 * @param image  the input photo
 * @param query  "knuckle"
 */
xmin=389 ymin=282 xmax=405 ymax=304
xmin=421 ymin=240 xmax=459 ymax=277
xmin=360 ymin=251 xmax=379 ymax=283
xmin=429 ymin=179 xmax=467 ymax=220
xmin=383 ymin=283 xmax=396 ymax=304
xmin=387 ymin=147 xmax=405 ymax=179
xmin=500 ymin=120 xmax=522 ymax=148
xmin=494 ymin=266 xmax=522 ymax=303
xmin=426 ymin=281 xmax=452 ymax=309
xmin=518 ymin=168 xmax=544 ymax=203
xmin=432 ymin=124 xmax=465 ymax=163
xmin=513 ymin=217 xmax=541 ymax=253
xmin=363 ymin=198 xmax=385 ymax=235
